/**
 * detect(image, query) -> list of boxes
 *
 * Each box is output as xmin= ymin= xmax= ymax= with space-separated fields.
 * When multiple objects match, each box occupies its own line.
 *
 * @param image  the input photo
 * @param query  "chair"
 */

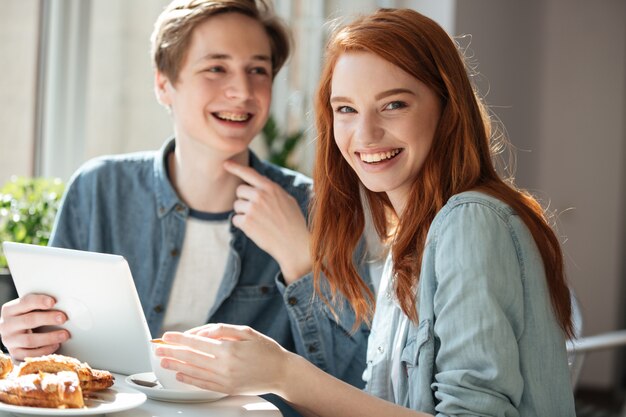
xmin=567 ymin=292 xmax=626 ymax=388
xmin=567 ymin=291 xmax=626 ymax=416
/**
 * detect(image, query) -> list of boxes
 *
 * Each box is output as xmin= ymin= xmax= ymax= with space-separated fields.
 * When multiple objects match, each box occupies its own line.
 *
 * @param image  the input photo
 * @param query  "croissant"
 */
xmin=0 ymin=371 xmax=84 ymax=408
xmin=0 ymin=353 xmax=13 ymax=379
xmin=18 ymin=354 xmax=114 ymax=392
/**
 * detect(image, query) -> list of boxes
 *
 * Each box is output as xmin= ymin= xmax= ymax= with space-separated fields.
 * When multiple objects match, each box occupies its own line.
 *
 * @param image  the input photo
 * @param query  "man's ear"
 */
xmin=154 ymin=71 xmax=173 ymax=106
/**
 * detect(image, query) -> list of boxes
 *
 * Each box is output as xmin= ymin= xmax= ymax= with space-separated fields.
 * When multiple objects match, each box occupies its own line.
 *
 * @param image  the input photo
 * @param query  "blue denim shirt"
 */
xmin=364 ymin=191 xmax=575 ymax=416
xmin=49 ymin=138 xmax=369 ymax=390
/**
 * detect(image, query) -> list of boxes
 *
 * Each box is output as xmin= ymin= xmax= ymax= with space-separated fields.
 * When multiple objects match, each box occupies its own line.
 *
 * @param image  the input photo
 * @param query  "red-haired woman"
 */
xmin=155 ymin=8 xmax=576 ymax=416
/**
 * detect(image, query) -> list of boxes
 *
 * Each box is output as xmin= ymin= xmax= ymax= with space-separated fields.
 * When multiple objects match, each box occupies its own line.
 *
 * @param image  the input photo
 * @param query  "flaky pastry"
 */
xmin=0 ymin=353 xmax=13 ymax=379
xmin=0 ymin=371 xmax=84 ymax=408
xmin=18 ymin=354 xmax=114 ymax=392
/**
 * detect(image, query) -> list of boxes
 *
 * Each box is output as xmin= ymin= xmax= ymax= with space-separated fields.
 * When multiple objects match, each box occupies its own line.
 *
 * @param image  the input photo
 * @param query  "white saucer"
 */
xmin=0 ymin=380 xmax=146 ymax=416
xmin=125 ymin=372 xmax=227 ymax=403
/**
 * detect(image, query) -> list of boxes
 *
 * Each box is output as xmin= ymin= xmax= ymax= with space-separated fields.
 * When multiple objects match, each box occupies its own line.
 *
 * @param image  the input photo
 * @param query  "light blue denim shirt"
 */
xmin=49 ymin=138 xmax=369 ymax=390
xmin=364 ymin=191 xmax=575 ymax=416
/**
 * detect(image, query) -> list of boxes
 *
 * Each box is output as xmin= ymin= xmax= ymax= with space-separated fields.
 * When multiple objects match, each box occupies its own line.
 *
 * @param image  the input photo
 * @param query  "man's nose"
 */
xmin=224 ymin=72 xmax=252 ymax=101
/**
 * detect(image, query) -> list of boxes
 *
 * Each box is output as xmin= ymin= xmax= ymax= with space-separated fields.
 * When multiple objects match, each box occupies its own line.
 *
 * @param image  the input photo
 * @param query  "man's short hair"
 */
xmin=151 ymin=0 xmax=291 ymax=83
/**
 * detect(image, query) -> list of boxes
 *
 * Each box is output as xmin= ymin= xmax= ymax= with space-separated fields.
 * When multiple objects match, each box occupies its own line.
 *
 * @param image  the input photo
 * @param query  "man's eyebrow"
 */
xmin=330 ymin=88 xmax=415 ymax=104
xmin=198 ymin=53 xmax=271 ymax=62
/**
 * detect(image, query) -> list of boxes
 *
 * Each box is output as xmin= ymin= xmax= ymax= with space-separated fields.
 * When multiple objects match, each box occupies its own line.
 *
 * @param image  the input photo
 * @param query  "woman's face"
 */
xmin=330 ymin=51 xmax=441 ymax=213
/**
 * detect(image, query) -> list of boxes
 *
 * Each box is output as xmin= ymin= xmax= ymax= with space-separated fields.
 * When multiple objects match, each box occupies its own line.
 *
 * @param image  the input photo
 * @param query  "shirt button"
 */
xmin=175 ymin=204 xmax=185 ymax=212
xmin=170 ymin=249 xmax=179 ymax=257
xmin=288 ymin=297 xmax=297 ymax=306
xmin=260 ymin=286 xmax=269 ymax=294
xmin=377 ymin=345 xmax=384 ymax=354
xmin=154 ymin=305 xmax=164 ymax=313
xmin=308 ymin=345 xmax=318 ymax=353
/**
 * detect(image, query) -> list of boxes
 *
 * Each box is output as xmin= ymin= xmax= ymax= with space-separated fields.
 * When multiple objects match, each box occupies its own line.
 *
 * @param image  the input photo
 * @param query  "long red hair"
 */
xmin=310 ymin=8 xmax=573 ymax=338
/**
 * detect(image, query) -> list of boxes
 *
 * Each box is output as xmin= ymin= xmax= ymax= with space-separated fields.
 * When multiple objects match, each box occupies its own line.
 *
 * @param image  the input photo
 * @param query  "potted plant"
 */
xmin=262 ymin=114 xmax=304 ymax=170
xmin=0 ymin=176 xmax=65 ymax=302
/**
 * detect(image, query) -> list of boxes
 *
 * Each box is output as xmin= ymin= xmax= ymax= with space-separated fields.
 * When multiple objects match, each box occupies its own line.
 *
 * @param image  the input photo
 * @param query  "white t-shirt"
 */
xmin=363 ymin=252 xmax=409 ymax=403
xmin=161 ymin=209 xmax=231 ymax=333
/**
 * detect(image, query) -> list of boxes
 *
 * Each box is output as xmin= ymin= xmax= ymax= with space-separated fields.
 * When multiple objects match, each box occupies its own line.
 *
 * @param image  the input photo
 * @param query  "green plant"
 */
xmin=0 ymin=176 xmax=65 ymax=268
xmin=262 ymin=114 xmax=304 ymax=170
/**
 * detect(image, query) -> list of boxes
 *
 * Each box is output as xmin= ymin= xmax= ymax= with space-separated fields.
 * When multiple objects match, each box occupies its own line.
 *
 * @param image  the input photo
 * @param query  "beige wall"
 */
xmin=0 ymin=0 xmax=39 ymax=182
xmin=83 ymin=0 xmax=172 ymax=168
xmin=457 ymin=0 xmax=626 ymax=388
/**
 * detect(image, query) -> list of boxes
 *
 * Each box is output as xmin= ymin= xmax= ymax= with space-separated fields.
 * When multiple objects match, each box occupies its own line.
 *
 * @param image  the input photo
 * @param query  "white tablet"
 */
xmin=2 ymin=242 xmax=152 ymax=376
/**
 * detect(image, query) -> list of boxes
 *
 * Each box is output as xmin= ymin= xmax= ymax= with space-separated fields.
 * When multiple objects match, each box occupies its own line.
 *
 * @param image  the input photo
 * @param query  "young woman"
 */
xmin=154 ymin=8 xmax=576 ymax=416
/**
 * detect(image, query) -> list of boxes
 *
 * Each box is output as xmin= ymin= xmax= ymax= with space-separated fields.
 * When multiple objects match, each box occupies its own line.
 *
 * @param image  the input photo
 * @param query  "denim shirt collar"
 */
xmin=153 ymin=138 xmax=182 ymax=219
xmin=151 ymin=137 xmax=270 ymax=220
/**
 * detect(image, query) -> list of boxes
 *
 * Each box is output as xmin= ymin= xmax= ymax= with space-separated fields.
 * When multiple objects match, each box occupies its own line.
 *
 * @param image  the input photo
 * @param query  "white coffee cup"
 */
xmin=149 ymin=338 xmax=204 ymax=391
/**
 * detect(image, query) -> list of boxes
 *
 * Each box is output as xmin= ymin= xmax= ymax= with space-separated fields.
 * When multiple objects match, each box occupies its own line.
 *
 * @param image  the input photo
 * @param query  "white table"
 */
xmin=113 ymin=373 xmax=283 ymax=417
xmin=113 ymin=395 xmax=282 ymax=417
xmin=0 ymin=373 xmax=282 ymax=417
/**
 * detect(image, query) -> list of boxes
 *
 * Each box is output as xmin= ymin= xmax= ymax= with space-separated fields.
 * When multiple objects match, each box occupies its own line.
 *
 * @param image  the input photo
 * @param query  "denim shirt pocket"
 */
xmin=401 ymin=319 xmax=431 ymax=365
xmin=231 ymin=284 xmax=280 ymax=300
xmin=399 ymin=319 xmax=435 ymax=409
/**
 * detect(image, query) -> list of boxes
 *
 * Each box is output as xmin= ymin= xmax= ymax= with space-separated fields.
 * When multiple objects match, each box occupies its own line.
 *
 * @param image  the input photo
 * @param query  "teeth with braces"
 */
xmin=215 ymin=112 xmax=250 ymax=122
xmin=359 ymin=148 xmax=402 ymax=163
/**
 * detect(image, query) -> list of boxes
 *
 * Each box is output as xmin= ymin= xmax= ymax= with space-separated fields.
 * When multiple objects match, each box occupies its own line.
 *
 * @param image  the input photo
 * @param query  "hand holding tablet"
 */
xmin=2 ymin=242 xmax=152 ymax=376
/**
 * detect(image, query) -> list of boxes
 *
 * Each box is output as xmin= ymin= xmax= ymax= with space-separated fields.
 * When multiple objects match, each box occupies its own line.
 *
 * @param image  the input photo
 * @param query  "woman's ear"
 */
xmin=154 ymin=70 xmax=173 ymax=107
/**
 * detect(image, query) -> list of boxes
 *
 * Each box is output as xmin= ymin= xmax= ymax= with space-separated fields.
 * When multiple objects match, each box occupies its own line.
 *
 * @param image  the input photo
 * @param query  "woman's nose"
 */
xmin=356 ymin=112 xmax=384 ymax=142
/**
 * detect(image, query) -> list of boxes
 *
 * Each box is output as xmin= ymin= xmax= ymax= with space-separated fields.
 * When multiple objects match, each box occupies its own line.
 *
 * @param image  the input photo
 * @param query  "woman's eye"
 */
xmin=335 ymin=106 xmax=356 ymax=114
xmin=385 ymin=101 xmax=407 ymax=110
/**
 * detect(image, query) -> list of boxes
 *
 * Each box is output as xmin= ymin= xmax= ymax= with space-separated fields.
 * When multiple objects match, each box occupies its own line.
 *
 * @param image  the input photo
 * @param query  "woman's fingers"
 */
xmin=176 ymin=371 xmax=232 ymax=394
xmin=168 ymin=324 xmax=254 ymax=342
xmin=159 ymin=325 xmax=288 ymax=396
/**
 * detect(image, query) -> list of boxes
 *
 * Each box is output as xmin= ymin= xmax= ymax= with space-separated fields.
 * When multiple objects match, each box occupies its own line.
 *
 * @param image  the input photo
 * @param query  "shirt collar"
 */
xmin=153 ymin=137 xmax=267 ymax=219
xmin=153 ymin=137 xmax=182 ymax=219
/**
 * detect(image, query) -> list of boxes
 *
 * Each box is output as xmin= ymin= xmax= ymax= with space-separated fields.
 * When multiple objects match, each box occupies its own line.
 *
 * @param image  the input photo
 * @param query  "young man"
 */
xmin=0 ymin=0 xmax=369 ymax=410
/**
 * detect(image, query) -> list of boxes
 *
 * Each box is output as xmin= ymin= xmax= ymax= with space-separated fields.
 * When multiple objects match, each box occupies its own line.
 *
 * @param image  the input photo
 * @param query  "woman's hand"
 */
xmin=223 ymin=161 xmax=312 ymax=284
xmin=158 ymin=324 xmax=294 ymax=396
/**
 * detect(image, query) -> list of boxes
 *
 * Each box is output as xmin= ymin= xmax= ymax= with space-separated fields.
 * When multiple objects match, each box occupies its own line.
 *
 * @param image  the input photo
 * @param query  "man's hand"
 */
xmin=223 ymin=161 xmax=312 ymax=284
xmin=0 ymin=294 xmax=69 ymax=359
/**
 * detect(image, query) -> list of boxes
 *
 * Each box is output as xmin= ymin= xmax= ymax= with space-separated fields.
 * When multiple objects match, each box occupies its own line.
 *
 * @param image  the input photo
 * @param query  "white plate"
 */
xmin=0 ymin=379 xmax=146 ymax=416
xmin=126 ymin=372 xmax=227 ymax=403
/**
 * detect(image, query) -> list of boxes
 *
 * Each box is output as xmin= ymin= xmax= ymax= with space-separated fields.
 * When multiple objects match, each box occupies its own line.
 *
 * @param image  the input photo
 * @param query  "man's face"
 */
xmin=156 ymin=12 xmax=273 ymax=158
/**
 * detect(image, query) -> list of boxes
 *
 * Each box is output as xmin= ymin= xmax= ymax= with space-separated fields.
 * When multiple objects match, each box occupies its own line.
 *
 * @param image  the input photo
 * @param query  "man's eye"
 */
xmin=336 ymin=106 xmax=356 ymax=114
xmin=250 ymin=67 xmax=270 ymax=75
xmin=385 ymin=101 xmax=407 ymax=110
xmin=205 ymin=66 xmax=225 ymax=73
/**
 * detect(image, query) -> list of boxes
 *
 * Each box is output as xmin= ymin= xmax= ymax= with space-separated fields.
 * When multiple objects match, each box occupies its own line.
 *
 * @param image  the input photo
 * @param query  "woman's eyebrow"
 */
xmin=375 ymin=88 xmax=415 ymax=100
xmin=330 ymin=96 xmax=353 ymax=104
xmin=330 ymin=88 xmax=415 ymax=104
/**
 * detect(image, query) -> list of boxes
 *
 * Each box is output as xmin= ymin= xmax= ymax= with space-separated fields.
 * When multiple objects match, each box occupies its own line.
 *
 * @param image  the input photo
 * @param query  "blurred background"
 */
xmin=1 ymin=0 xmax=625 ymax=414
